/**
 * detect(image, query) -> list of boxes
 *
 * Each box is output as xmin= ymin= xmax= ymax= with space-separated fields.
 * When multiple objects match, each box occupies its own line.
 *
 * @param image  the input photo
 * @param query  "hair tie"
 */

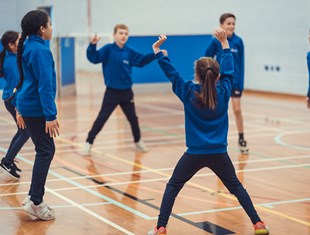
xmin=206 ymin=67 xmax=215 ymax=74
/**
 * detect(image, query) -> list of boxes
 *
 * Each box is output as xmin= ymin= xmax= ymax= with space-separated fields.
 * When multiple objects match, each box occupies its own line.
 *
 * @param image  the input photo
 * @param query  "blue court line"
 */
xmin=0 ymin=147 xmax=152 ymax=220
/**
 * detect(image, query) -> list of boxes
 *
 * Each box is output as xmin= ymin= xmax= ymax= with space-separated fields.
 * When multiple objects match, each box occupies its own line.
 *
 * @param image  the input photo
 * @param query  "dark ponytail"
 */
xmin=7 ymin=10 xmax=49 ymax=101
xmin=0 ymin=31 xmax=19 ymax=77
xmin=194 ymin=57 xmax=220 ymax=110
xmin=15 ymin=32 xmax=27 ymax=91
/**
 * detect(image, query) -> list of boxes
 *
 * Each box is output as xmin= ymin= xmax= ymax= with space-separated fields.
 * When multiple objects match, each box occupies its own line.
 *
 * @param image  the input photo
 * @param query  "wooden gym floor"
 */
xmin=0 ymin=71 xmax=309 ymax=235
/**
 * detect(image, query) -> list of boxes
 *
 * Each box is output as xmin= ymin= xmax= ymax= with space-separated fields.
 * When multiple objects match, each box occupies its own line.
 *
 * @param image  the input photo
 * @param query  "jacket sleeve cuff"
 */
xmin=46 ymin=115 xmax=56 ymax=121
xmin=155 ymin=51 xmax=164 ymax=60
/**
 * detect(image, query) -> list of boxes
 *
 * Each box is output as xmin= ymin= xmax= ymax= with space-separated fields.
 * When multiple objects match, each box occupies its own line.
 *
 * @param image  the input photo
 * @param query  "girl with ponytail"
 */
xmin=16 ymin=10 xmax=59 ymax=221
xmin=148 ymin=29 xmax=269 ymax=235
xmin=0 ymin=31 xmax=29 ymax=179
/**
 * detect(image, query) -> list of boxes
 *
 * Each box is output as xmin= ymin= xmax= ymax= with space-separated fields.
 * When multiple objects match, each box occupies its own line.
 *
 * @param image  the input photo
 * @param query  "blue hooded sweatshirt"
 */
xmin=87 ymin=42 xmax=155 ymax=90
xmin=16 ymin=35 xmax=57 ymax=121
xmin=205 ymin=33 xmax=244 ymax=91
xmin=1 ymin=51 xmax=19 ymax=101
xmin=156 ymin=49 xmax=234 ymax=154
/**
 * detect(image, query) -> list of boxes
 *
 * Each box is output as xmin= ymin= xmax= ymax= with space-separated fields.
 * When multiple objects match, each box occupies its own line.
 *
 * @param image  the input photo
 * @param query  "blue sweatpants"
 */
xmin=157 ymin=152 xmax=261 ymax=227
xmin=23 ymin=116 xmax=55 ymax=205
xmin=2 ymin=101 xmax=29 ymax=164
xmin=86 ymin=88 xmax=141 ymax=144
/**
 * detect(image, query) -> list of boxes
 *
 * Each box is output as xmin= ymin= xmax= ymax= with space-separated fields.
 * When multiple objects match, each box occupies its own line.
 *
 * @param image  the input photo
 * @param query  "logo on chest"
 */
xmin=123 ymin=60 xmax=129 ymax=65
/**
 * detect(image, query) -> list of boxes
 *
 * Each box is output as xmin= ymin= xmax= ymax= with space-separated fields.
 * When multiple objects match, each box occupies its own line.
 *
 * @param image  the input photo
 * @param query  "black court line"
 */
xmin=63 ymin=166 xmax=235 ymax=234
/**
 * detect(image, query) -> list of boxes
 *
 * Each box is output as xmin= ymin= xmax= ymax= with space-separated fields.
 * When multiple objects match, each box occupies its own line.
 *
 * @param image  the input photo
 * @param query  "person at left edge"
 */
xmin=0 ymin=31 xmax=30 ymax=179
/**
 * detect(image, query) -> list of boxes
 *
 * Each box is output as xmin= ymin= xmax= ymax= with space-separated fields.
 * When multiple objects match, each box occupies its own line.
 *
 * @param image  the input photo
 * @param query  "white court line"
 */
xmin=0 ymin=201 xmax=112 ymax=210
xmin=14 ymin=132 xmax=276 ymax=156
xmin=0 ymin=130 xmax=281 ymax=156
xmin=275 ymin=130 xmax=310 ymax=151
xmin=2 ymin=152 xmax=309 ymax=189
xmin=60 ymin=111 xmax=182 ymax=123
xmin=139 ymin=100 xmax=310 ymax=126
xmin=13 ymin=153 xmax=152 ymax=220
xmin=0 ymin=167 xmax=174 ymax=187
xmin=46 ymin=188 xmax=135 ymax=234
xmin=0 ymin=148 xmax=137 ymax=234
xmin=1 ymin=163 xmax=308 ymax=196
xmin=166 ymin=198 xmax=310 ymax=218
xmin=1 ymin=96 xmax=308 ymax=227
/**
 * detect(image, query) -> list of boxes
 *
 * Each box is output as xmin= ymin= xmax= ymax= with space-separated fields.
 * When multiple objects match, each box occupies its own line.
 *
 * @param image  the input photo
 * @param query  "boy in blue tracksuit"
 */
xmin=205 ymin=13 xmax=248 ymax=153
xmin=15 ymin=10 xmax=59 ymax=220
xmin=83 ymin=24 xmax=167 ymax=154
xmin=148 ymin=30 xmax=268 ymax=235
xmin=0 ymin=31 xmax=29 ymax=179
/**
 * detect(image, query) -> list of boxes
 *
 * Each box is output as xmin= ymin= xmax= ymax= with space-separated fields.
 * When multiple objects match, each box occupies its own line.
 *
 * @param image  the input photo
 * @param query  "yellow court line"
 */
xmin=57 ymin=136 xmax=310 ymax=227
xmin=1 ymin=110 xmax=309 ymax=228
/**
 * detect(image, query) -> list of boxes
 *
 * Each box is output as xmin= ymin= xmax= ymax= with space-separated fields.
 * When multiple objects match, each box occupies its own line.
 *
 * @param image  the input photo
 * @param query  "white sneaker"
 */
xmin=82 ymin=142 xmax=92 ymax=155
xmin=135 ymin=140 xmax=148 ymax=152
xmin=22 ymin=195 xmax=31 ymax=206
xmin=24 ymin=200 xmax=55 ymax=220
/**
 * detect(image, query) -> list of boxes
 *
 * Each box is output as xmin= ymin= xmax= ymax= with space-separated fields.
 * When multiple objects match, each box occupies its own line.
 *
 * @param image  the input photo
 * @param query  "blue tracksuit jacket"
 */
xmin=156 ymin=49 xmax=234 ymax=154
xmin=205 ymin=33 xmax=244 ymax=91
xmin=86 ymin=42 xmax=155 ymax=90
xmin=1 ymin=51 xmax=19 ymax=101
xmin=16 ymin=35 xmax=57 ymax=121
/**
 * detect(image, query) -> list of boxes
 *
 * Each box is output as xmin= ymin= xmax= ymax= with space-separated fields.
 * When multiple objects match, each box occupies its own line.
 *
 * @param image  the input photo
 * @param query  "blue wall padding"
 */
xmin=60 ymin=37 xmax=75 ymax=86
xmin=127 ymin=34 xmax=212 ymax=84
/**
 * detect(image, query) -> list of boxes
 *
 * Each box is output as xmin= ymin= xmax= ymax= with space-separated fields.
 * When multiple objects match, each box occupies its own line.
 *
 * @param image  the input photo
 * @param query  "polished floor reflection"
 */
xmin=0 ymin=71 xmax=309 ymax=234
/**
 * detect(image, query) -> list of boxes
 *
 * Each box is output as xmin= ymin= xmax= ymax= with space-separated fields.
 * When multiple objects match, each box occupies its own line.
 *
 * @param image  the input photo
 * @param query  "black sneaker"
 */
xmin=239 ymin=139 xmax=249 ymax=154
xmin=13 ymin=160 xmax=22 ymax=172
xmin=0 ymin=161 xmax=20 ymax=179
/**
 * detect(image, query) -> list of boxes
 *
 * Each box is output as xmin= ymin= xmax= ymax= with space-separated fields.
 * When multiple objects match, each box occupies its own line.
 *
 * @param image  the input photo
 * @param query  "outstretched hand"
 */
xmin=214 ymin=28 xmax=229 ymax=49
xmin=214 ymin=28 xmax=227 ymax=43
xmin=90 ymin=32 xmax=101 ymax=44
xmin=152 ymin=34 xmax=167 ymax=54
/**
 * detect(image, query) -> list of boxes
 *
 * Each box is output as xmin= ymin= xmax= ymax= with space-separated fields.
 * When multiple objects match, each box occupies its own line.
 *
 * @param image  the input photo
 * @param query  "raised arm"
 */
xmin=129 ymin=49 xmax=156 ymax=67
xmin=86 ymin=33 xmax=105 ymax=64
xmin=214 ymin=28 xmax=234 ymax=97
xmin=214 ymin=28 xmax=233 ymax=76
xmin=205 ymin=38 xmax=219 ymax=58
xmin=152 ymin=34 xmax=193 ymax=102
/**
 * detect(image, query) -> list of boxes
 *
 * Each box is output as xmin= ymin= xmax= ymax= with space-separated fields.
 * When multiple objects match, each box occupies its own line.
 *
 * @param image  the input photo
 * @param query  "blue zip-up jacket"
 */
xmin=87 ymin=42 xmax=156 ymax=89
xmin=205 ymin=33 xmax=244 ymax=91
xmin=1 ymin=51 xmax=19 ymax=101
xmin=16 ymin=35 xmax=57 ymax=121
xmin=307 ymin=51 xmax=310 ymax=98
xmin=156 ymin=49 xmax=234 ymax=154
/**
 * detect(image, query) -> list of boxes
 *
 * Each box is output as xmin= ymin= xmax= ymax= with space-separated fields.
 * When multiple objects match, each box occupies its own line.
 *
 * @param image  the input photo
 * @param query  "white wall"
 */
xmin=0 ymin=0 xmax=18 ymax=33
xmin=0 ymin=0 xmax=309 ymax=95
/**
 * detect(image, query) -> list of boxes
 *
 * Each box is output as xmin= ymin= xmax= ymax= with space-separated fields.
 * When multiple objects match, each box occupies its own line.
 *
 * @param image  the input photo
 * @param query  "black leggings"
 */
xmin=86 ymin=88 xmax=141 ymax=144
xmin=157 ymin=152 xmax=261 ymax=227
